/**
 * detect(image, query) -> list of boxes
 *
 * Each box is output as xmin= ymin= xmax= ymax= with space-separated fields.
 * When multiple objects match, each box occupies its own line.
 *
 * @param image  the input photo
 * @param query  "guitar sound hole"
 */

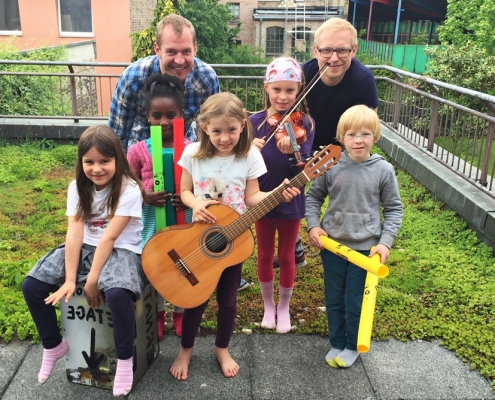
xmin=205 ymin=232 xmax=227 ymax=253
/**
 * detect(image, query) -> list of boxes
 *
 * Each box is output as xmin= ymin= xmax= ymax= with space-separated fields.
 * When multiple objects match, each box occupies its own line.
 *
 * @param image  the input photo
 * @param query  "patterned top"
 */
xmin=178 ymin=142 xmax=267 ymax=215
xmin=108 ymin=56 xmax=219 ymax=152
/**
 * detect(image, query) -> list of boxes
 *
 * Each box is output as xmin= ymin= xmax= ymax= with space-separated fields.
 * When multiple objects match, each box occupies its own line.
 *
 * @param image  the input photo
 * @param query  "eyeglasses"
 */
xmin=343 ymin=133 xmax=374 ymax=140
xmin=317 ymin=47 xmax=353 ymax=59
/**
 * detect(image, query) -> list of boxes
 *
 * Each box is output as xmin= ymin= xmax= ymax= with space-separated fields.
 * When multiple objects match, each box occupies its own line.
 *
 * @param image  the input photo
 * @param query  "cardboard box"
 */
xmin=60 ymin=282 xmax=159 ymax=390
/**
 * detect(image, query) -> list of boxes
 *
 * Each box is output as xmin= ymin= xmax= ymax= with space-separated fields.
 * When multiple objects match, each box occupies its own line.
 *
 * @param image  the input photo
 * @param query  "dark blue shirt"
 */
xmin=302 ymin=58 xmax=379 ymax=151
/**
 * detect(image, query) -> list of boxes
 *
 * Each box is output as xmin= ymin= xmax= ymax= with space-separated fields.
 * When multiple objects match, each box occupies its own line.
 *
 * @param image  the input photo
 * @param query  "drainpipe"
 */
xmin=352 ymin=1 xmax=357 ymax=26
xmin=393 ymin=0 xmax=403 ymax=45
xmin=259 ymin=18 xmax=263 ymax=53
xmin=366 ymin=0 xmax=373 ymax=41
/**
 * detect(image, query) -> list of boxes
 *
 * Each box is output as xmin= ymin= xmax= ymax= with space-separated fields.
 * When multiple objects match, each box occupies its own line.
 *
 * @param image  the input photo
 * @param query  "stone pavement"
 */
xmin=1 ymin=334 xmax=493 ymax=399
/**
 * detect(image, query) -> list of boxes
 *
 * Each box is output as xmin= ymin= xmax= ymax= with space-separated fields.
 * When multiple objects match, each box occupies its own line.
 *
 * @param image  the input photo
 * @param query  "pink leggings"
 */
xmin=255 ymin=218 xmax=300 ymax=288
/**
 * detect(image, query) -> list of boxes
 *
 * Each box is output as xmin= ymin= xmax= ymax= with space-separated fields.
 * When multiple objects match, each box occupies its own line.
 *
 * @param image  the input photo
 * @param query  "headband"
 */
xmin=265 ymin=57 xmax=302 ymax=83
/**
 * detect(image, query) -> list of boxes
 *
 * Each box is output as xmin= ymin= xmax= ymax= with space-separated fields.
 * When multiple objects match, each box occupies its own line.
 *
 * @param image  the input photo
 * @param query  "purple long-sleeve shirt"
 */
xmin=249 ymin=110 xmax=315 ymax=220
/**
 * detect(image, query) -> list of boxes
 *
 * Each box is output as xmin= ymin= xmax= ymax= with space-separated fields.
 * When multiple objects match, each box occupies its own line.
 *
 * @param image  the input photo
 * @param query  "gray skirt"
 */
xmin=28 ymin=243 xmax=146 ymax=300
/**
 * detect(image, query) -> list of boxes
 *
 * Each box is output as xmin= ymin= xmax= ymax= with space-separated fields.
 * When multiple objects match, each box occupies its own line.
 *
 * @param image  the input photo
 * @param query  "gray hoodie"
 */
xmin=305 ymin=151 xmax=403 ymax=250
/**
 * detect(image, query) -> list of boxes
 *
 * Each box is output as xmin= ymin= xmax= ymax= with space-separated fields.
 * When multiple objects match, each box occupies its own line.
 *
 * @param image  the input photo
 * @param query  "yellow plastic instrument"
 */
xmin=319 ymin=236 xmax=389 ymax=278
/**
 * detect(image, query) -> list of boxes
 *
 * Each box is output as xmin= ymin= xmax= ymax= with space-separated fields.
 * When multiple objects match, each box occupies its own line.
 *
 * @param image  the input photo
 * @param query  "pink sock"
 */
xmin=38 ymin=340 xmax=68 ymax=384
xmin=259 ymin=281 xmax=276 ymax=329
xmin=113 ymin=357 xmax=133 ymax=397
xmin=276 ymin=286 xmax=293 ymax=334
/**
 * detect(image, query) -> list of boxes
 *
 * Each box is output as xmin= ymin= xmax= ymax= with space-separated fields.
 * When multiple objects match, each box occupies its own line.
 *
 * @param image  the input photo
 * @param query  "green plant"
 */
xmin=0 ymin=41 xmax=70 ymax=117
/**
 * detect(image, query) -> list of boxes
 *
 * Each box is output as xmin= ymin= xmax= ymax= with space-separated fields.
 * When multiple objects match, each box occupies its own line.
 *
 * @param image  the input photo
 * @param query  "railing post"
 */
xmin=392 ymin=72 xmax=402 ymax=129
xmin=68 ymin=65 xmax=79 ymax=123
xmin=480 ymin=101 xmax=495 ymax=187
xmin=426 ymin=83 xmax=440 ymax=153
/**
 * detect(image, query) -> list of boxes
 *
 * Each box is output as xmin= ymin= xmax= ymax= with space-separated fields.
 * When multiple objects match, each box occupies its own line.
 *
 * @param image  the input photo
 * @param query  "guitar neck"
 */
xmin=222 ymin=172 xmax=308 ymax=241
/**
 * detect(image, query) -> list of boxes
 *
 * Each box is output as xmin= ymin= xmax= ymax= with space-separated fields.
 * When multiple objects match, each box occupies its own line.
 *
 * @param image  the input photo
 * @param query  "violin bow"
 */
xmin=263 ymin=61 xmax=330 ymax=146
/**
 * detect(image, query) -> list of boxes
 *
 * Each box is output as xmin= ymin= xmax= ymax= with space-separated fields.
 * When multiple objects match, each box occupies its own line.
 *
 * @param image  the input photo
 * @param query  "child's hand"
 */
xmin=191 ymin=198 xmax=220 ymax=224
xmin=171 ymin=193 xmax=188 ymax=211
xmin=279 ymin=178 xmax=300 ymax=202
xmin=308 ymin=227 xmax=328 ymax=249
xmin=370 ymin=244 xmax=390 ymax=264
xmin=252 ymin=138 xmax=265 ymax=151
xmin=147 ymin=190 xmax=168 ymax=207
xmin=276 ymin=136 xmax=297 ymax=154
xmin=84 ymin=275 xmax=105 ymax=309
xmin=45 ymin=281 xmax=76 ymax=305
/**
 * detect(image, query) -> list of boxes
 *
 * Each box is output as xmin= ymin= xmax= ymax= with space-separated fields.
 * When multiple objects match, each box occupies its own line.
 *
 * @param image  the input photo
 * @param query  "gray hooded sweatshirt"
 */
xmin=305 ymin=151 xmax=403 ymax=251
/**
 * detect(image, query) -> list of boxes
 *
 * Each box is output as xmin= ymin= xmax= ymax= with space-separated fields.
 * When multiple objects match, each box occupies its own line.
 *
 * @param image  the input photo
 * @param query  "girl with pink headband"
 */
xmin=251 ymin=57 xmax=315 ymax=333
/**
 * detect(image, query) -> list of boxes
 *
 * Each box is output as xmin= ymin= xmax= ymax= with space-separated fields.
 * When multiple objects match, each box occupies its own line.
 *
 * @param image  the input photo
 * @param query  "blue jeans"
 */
xmin=294 ymin=235 xmax=304 ymax=258
xmin=321 ymin=249 xmax=368 ymax=351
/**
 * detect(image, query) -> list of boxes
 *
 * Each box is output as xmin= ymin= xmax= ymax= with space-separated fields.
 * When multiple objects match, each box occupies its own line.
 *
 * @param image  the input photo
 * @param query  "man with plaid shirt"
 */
xmin=109 ymin=14 xmax=219 ymax=153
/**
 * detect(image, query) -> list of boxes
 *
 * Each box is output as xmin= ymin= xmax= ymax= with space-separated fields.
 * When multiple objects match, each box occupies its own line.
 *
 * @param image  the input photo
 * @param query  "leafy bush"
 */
xmin=0 ymin=41 xmax=71 ymax=117
xmin=425 ymin=44 xmax=495 ymax=112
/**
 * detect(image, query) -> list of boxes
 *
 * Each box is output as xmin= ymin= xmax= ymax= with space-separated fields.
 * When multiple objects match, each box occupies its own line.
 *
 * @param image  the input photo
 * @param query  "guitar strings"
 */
xmin=172 ymin=149 xmax=338 ymax=272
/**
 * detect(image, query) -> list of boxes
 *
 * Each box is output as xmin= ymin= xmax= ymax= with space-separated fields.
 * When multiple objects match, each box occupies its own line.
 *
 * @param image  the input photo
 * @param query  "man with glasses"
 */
xmin=302 ymin=18 xmax=379 ymax=151
xmin=273 ymin=18 xmax=379 ymax=270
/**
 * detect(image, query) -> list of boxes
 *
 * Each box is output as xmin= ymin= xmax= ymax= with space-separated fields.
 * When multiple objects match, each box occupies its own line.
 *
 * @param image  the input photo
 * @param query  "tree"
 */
xmin=130 ymin=0 xmax=184 ymax=62
xmin=178 ymin=0 xmax=240 ymax=64
xmin=437 ymin=0 xmax=495 ymax=55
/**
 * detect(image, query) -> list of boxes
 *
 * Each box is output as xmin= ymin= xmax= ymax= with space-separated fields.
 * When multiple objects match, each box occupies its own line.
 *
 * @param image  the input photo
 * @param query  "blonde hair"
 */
xmin=195 ymin=92 xmax=253 ymax=159
xmin=156 ymin=14 xmax=196 ymax=47
xmin=336 ymin=105 xmax=381 ymax=143
xmin=314 ymin=18 xmax=358 ymax=47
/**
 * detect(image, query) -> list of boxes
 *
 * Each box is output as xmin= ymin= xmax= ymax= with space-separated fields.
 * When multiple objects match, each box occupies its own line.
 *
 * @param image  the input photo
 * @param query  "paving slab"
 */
xmin=1 ymin=334 xmax=493 ymax=399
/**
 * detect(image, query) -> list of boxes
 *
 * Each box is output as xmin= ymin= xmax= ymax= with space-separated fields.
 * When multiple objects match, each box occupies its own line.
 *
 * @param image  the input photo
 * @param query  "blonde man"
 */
xmin=274 ymin=18 xmax=380 ymax=270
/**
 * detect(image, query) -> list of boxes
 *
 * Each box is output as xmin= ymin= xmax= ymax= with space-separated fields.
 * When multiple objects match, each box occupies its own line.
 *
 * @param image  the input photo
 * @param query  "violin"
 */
xmin=267 ymin=111 xmax=307 ymax=145
xmin=263 ymin=61 xmax=330 ymax=148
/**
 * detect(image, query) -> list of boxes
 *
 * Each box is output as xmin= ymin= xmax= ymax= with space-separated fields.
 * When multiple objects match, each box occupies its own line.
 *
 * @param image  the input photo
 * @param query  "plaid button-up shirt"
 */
xmin=108 ymin=56 xmax=219 ymax=152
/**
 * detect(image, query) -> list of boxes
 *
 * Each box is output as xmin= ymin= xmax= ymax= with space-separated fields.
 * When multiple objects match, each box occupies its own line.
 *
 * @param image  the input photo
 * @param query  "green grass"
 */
xmin=0 ymin=142 xmax=494 ymax=388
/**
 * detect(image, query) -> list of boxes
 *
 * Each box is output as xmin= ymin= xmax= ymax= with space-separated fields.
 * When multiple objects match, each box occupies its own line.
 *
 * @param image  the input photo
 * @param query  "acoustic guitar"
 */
xmin=142 ymin=144 xmax=342 ymax=308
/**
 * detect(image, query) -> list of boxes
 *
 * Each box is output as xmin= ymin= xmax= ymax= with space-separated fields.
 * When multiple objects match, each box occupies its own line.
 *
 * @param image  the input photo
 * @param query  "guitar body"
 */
xmin=142 ymin=204 xmax=255 ymax=309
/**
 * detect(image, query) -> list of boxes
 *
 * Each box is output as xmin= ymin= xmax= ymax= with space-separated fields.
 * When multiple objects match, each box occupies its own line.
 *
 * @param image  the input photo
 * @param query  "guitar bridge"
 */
xmin=167 ymin=249 xmax=199 ymax=286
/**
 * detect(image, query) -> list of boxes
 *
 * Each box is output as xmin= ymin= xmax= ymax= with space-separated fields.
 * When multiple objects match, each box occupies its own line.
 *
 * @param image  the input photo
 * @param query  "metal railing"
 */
xmin=1 ymin=60 xmax=494 ymax=197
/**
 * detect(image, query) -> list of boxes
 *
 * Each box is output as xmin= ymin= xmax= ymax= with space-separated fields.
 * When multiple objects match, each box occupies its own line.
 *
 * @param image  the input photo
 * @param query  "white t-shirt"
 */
xmin=178 ymin=143 xmax=267 ymax=214
xmin=66 ymin=180 xmax=144 ymax=254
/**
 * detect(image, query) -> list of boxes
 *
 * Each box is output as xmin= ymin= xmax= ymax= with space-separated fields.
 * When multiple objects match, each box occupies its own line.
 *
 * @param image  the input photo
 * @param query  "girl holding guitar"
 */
xmin=126 ymin=74 xmax=186 ymax=339
xmin=170 ymin=92 xmax=300 ymax=380
xmin=251 ymin=57 xmax=315 ymax=333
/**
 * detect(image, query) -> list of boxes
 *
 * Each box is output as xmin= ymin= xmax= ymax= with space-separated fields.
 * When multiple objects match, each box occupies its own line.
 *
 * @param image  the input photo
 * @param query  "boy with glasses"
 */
xmin=306 ymin=105 xmax=402 ymax=368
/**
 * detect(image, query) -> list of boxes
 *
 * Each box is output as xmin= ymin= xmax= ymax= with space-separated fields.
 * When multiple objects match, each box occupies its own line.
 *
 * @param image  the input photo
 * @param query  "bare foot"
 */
xmin=170 ymin=346 xmax=193 ymax=380
xmin=215 ymin=347 xmax=239 ymax=378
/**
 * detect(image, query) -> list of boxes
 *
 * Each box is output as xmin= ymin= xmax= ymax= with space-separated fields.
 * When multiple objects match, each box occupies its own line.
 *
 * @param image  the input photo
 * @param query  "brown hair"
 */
xmin=336 ymin=105 xmax=381 ymax=143
xmin=195 ymin=92 xmax=253 ymax=159
xmin=156 ymin=14 xmax=196 ymax=47
xmin=74 ymin=125 xmax=146 ymax=219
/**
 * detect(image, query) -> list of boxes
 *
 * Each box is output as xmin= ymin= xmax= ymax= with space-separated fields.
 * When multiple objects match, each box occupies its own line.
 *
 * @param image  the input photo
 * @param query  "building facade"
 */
xmin=218 ymin=0 xmax=348 ymax=60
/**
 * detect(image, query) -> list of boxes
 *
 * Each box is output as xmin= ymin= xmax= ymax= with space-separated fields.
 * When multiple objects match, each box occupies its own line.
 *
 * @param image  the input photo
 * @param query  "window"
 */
xmin=58 ymin=0 xmax=93 ymax=36
xmin=228 ymin=3 xmax=240 ymax=20
xmin=266 ymin=27 xmax=284 ymax=56
xmin=0 ymin=0 xmax=21 ymax=33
